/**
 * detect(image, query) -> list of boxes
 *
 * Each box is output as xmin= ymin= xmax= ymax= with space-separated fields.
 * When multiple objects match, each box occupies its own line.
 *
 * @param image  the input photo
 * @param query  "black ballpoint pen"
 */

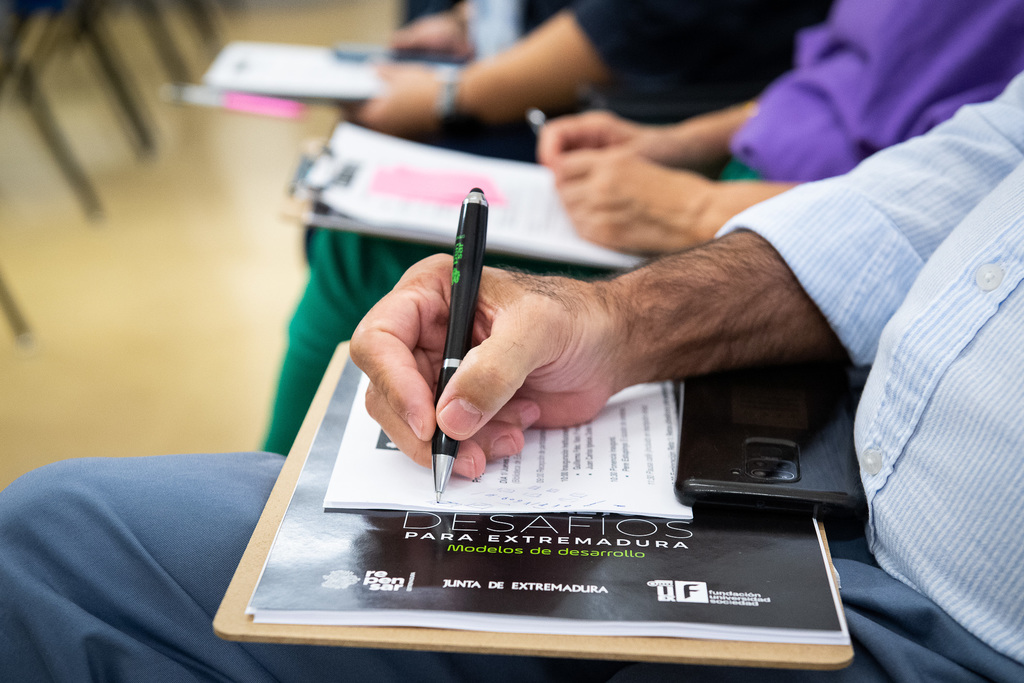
xmin=433 ymin=188 xmax=489 ymax=502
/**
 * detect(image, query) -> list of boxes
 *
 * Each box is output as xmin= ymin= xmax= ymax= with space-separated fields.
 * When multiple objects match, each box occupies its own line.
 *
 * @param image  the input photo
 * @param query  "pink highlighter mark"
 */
xmin=370 ymin=166 xmax=506 ymax=206
xmin=222 ymin=92 xmax=306 ymax=119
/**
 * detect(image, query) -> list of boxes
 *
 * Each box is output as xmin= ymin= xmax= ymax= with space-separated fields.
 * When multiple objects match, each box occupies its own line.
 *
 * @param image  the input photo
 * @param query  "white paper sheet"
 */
xmin=203 ymin=42 xmax=395 ymax=101
xmin=323 ymin=373 xmax=690 ymax=519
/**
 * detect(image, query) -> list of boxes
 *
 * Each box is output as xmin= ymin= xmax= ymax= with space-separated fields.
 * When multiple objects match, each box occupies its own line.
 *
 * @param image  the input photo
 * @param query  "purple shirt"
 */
xmin=731 ymin=0 xmax=1024 ymax=182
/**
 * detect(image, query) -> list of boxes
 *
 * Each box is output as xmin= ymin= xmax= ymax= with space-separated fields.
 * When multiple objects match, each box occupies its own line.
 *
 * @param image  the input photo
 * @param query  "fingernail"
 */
xmin=438 ymin=399 xmax=484 ymax=437
xmin=491 ymin=435 xmax=520 ymax=458
xmin=407 ymin=413 xmax=426 ymax=441
xmin=453 ymin=457 xmax=478 ymax=479
xmin=520 ymin=403 xmax=541 ymax=428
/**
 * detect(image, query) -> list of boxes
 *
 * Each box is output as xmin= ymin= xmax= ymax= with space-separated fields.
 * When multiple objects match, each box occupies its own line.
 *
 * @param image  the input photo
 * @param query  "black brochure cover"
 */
xmin=247 ymin=361 xmax=847 ymax=643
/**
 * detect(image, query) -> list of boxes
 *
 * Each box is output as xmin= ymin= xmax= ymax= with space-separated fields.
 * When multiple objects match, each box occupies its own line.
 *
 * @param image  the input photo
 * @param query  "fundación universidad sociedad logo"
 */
xmin=648 ymin=580 xmax=773 ymax=607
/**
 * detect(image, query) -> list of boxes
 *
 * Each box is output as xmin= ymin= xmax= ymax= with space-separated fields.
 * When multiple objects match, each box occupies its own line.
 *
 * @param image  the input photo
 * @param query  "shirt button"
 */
xmin=860 ymin=448 xmax=883 ymax=475
xmin=976 ymin=264 xmax=1004 ymax=292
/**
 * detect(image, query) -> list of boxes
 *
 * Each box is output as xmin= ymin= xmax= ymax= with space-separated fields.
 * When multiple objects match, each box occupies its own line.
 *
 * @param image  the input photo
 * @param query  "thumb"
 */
xmin=434 ymin=307 xmax=554 ymax=439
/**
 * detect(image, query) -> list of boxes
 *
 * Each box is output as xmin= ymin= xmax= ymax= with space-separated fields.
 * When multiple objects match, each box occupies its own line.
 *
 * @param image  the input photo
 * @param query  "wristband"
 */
xmin=435 ymin=71 xmax=483 ymax=135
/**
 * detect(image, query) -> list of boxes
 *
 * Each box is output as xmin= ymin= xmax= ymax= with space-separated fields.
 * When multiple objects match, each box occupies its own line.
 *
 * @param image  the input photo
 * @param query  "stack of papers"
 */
xmin=324 ymin=374 xmax=685 ymax=518
xmin=203 ymin=41 xmax=457 ymax=102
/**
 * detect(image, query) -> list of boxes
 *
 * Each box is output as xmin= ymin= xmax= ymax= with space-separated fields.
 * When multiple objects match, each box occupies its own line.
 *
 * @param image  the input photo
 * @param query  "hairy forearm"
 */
xmin=457 ymin=11 xmax=612 ymax=124
xmin=599 ymin=230 xmax=847 ymax=389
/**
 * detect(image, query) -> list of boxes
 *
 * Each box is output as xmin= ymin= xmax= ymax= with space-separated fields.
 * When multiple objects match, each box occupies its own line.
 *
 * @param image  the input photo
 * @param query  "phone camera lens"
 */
xmin=745 ymin=457 xmax=798 ymax=481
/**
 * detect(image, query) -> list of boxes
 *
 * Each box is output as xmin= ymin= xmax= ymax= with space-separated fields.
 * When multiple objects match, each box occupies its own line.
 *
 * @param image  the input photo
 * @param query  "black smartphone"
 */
xmin=674 ymin=363 xmax=867 ymax=518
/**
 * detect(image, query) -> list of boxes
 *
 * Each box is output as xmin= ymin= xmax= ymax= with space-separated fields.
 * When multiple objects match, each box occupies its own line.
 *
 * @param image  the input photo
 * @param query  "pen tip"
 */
xmin=470 ymin=187 xmax=483 ymax=194
xmin=435 ymin=491 xmax=441 ymax=503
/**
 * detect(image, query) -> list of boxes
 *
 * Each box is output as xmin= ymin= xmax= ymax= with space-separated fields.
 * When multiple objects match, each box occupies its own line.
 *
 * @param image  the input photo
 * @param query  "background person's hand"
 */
xmin=352 ymin=63 xmax=444 ymax=139
xmin=350 ymin=255 xmax=625 ymax=481
xmin=553 ymin=146 xmax=722 ymax=254
xmin=540 ymin=102 xmax=760 ymax=176
xmin=550 ymin=139 xmax=797 ymax=255
xmin=390 ymin=7 xmax=473 ymax=59
xmin=537 ymin=110 xmax=658 ymax=167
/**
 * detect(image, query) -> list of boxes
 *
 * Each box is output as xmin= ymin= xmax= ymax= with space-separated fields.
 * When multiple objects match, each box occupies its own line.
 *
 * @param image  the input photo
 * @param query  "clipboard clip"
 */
xmin=288 ymin=142 xmax=333 ymax=198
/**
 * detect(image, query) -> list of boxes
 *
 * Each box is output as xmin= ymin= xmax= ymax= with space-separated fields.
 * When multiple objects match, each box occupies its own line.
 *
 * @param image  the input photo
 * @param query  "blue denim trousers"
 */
xmin=2 ymin=453 xmax=1020 ymax=682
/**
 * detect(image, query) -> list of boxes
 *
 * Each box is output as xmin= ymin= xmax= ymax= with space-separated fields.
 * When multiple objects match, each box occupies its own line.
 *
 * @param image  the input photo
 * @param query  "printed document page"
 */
xmin=323 ymin=373 xmax=689 ymax=519
xmin=303 ymin=123 xmax=641 ymax=269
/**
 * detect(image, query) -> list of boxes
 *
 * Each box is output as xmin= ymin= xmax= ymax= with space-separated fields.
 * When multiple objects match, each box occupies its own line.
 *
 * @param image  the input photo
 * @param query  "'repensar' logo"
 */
xmin=363 ymin=570 xmax=416 ymax=592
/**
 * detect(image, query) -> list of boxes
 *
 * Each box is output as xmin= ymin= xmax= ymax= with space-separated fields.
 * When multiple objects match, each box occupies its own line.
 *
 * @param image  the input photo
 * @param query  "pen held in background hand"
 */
xmin=526 ymin=108 xmax=547 ymax=136
xmin=432 ymin=188 xmax=489 ymax=502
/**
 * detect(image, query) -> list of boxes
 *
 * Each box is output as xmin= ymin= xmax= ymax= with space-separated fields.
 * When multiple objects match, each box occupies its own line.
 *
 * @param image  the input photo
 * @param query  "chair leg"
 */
xmin=76 ymin=2 xmax=157 ymax=158
xmin=176 ymin=0 xmax=221 ymax=56
xmin=0 ymin=264 xmax=37 ymax=352
xmin=17 ymin=63 xmax=104 ymax=221
xmin=129 ymin=0 xmax=192 ymax=82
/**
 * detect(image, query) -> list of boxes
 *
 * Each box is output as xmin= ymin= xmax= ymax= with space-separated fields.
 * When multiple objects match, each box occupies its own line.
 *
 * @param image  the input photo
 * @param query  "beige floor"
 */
xmin=0 ymin=0 xmax=400 ymax=490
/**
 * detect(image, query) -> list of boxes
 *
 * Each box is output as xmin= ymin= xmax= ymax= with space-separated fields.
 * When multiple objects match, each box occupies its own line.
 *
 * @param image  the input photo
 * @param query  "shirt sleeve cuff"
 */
xmin=718 ymin=180 xmax=925 ymax=366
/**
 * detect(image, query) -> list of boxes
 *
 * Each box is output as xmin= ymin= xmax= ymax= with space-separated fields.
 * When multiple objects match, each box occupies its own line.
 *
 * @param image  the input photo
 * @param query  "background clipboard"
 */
xmin=213 ymin=344 xmax=853 ymax=669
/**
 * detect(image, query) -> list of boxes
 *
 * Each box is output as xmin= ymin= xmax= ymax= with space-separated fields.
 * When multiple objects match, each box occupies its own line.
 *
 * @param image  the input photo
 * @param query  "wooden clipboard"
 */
xmin=214 ymin=344 xmax=853 ymax=670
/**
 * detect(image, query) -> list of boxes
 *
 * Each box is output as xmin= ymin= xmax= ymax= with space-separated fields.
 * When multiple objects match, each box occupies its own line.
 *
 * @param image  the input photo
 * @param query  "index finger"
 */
xmin=536 ymin=111 xmax=628 ymax=167
xmin=350 ymin=254 xmax=452 ymax=443
xmin=537 ymin=115 xmax=589 ymax=167
xmin=550 ymin=147 xmax=605 ymax=186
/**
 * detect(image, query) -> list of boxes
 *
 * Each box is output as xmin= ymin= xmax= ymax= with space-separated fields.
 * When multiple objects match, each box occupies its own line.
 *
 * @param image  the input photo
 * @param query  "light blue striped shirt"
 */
xmin=722 ymin=72 xmax=1024 ymax=663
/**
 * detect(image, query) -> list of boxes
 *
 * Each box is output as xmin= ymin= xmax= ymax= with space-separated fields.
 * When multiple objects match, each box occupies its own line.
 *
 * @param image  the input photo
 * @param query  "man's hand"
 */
xmin=351 ymin=234 xmax=846 ymax=481
xmin=352 ymin=64 xmax=443 ymax=139
xmin=350 ymin=255 xmax=624 ymax=481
